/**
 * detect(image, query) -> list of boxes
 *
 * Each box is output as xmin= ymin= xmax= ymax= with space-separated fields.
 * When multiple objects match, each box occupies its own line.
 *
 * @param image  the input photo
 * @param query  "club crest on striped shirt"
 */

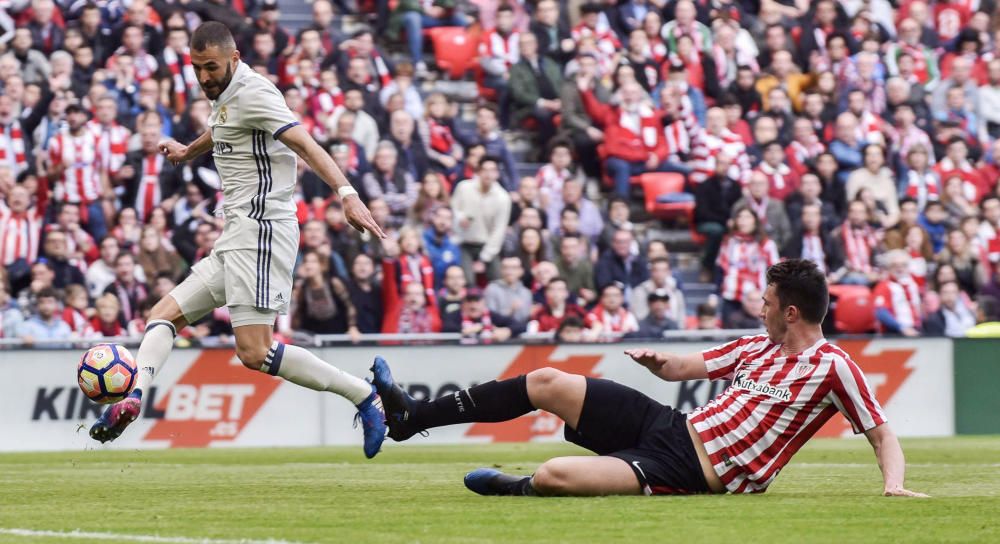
xmin=791 ymin=363 xmax=815 ymax=379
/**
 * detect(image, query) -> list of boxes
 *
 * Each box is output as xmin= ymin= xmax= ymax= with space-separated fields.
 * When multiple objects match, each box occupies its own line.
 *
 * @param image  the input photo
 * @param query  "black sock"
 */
xmin=491 ymin=474 xmax=537 ymax=496
xmin=413 ymin=375 xmax=534 ymax=429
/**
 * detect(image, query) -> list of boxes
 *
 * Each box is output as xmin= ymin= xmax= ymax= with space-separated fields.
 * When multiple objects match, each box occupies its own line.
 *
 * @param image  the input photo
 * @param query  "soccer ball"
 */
xmin=77 ymin=344 xmax=138 ymax=404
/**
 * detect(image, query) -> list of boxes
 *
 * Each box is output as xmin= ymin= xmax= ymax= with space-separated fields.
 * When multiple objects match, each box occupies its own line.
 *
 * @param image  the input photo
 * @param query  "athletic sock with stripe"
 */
xmin=131 ymin=319 xmax=177 ymax=401
xmin=260 ymin=341 xmax=372 ymax=405
xmin=413 ymin=375 xmax=535 ymax=428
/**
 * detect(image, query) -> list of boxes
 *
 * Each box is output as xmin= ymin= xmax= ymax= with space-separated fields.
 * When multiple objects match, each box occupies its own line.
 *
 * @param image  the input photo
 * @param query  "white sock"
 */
xmin=132 ymin=320 xmax=177 ymax=399
xmin=262 ymin=341 xmax=372 ymax=405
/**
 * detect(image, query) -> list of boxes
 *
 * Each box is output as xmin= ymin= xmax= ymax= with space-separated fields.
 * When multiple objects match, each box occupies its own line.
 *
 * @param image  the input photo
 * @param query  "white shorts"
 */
xmin=171 ymin=220 xmax=297 ymax=328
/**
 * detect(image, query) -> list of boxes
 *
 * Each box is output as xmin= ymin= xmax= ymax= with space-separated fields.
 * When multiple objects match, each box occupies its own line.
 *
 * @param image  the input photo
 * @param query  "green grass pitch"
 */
xmin=1 ymin=437 xmax=998 ymax=543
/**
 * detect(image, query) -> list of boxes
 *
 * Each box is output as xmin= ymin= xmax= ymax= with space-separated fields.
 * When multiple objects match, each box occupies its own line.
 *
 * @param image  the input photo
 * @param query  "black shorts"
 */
xmin=564 ymin=377 xmax=710 ymax=495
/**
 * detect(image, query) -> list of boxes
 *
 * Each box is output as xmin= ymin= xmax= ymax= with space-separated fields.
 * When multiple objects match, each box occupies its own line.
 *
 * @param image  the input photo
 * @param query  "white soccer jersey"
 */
xmin=690 ymin=334 xmax=887 ymax=494
xmin=208 ymin=61 xmax=300 ymax=252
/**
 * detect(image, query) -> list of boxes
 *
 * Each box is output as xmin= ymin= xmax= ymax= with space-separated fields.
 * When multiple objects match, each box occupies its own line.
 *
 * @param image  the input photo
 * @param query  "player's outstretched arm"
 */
xmin=278 ymin=125 xmax=386 ymax=239
xmin=864 ymin=423 xmax=929 ymax=498
xmin=624 ymin=349 xmax=709 ymax=382
xmin=158 ymin=130 xmax=214 ymax=164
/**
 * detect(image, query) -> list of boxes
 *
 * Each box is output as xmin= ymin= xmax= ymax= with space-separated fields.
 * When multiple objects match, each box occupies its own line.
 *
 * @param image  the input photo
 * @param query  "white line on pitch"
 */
xmin=0 ymin=528 xmax=304 ymax=544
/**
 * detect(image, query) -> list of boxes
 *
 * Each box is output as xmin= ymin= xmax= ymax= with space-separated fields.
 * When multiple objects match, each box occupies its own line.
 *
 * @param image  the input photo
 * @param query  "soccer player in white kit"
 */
xmin=90 ymin=22 xmax=390 ymax=458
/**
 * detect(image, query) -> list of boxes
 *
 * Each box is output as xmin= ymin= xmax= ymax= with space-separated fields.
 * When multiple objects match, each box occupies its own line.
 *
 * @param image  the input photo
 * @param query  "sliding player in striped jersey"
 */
xmin=372 ymin=259 xmax=928 ymax=496
xmin=90 ymin=22 xmax=390 ymax=458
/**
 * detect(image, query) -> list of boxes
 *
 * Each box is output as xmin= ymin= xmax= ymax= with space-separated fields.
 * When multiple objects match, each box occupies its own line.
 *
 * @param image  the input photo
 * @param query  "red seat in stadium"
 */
xmin=425 ymin=27 xmax=478 ymax=79
xmin=638 ymin=172 xmax=694 ymax=221
xmin=829 ymin=284 xmax=876 ymax=334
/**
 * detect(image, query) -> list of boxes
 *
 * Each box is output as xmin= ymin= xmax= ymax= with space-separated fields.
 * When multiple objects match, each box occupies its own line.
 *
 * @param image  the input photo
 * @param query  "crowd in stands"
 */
xmin=3 ymin=0 xmax=1000 ymax=347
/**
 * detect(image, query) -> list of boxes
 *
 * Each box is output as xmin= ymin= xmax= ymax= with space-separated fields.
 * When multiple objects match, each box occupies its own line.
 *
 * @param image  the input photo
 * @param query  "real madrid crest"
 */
xmin=219 ymin=105 xmax=228 ymax=124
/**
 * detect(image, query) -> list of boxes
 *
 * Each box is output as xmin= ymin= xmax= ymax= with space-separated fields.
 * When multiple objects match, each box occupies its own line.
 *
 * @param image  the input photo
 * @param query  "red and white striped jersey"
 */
xmin=841 ymin=222 xmax=879 ymax=274
xmin=0 ymin=121 xmax=29 ymax=176
xmin=692 ymin=335 xmax=887 ymax=494
xmin=681 ymin=98 xmax=750 ymax=184
xmin=87 ymin=120 xmax=129 ymax=178
xmin=663 ymin=119 xmax=691 ymax=163
xmin=49 ymin=128 xmax=102 ymax=204
xmin=0 ymin=202 xmax=42 ymax=265
xmin=134 ymin=153 xmax=165 ymax=222
xmin=717 ymin=234 xmax=779 ymax=301
xmin=106 ymin=49 xmax=159 ymax=82
xmin=873 ymin=276 xmax=922 ymax=330
xmin=479 ymin=30 xmax=521 ymax=71
xmin=571 ymin=23 xmax=620 ymax=56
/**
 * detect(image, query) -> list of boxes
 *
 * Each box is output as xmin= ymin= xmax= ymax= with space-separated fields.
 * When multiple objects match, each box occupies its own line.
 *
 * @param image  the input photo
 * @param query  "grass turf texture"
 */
xmin=1 ymin=437 xmax=998 ymax=543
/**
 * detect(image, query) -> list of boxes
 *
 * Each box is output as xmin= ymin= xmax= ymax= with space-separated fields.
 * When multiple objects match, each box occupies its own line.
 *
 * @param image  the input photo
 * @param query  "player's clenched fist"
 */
xmin=158 ymin=140 xmax=188 ymax=164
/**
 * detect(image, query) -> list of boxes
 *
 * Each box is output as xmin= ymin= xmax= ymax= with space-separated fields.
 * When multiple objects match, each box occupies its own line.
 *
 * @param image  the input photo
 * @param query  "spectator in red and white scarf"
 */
xmin=892 ymin=103 xmax=934 ymax=165
xmin=755 ymin=141 xmax=799 ymax=201
xmin=573 ymin=3 xmax=620 ymax=58
xmin=121 ymin=112 xmax=182 ymax=224
xmin=382 ymin=226 xmax=438 ymax=318
xmin=88 ymin=95 xmax=130 ymax=185
xmin=586 ymin=282 xmax=639 ymax=340
xmin=711 ymin=22 xmax=758 ymax=90
xmin=106 ymin=25 xmax=158 ymax=83
xmin=527 ymin=276 xmax=588 ymax=334
xmin=382 ymin=280 xmax=442 ymax=334
xmin=874 ymin=250 xmax=923 ymax=337
xmin=785 ymin=117 xmax=825 ymax=177
xmin=717 ymin=207 xmax=779 ymax=308
xmin=935 ymin=136 xmax=989 ymax=204
xmin=0 ymin=184 xmax=42 ymax=269
xmin=0 ymin=95 xmax=29 ymax=177
xmin=89 ymin=292 xmax=126 ymax=337
xmin=834 ymin=199 xmax=882 ymax=285
xmin=162 ymin=26 xmax=198 ymax=111
xmin=579 ymin=79 xmax=669 ymax=197
xmin=902 ymin=145 xmax=940 ymax=212
xmin=47 ymin=103 xmax=108 ymax=241
xmin=338 ymin=29 xmax=394 ymax=93
xmin=459 ymin=288 xmax=514 ymax=343
xmin=683 ymin=98 xmax=750 ymax=186
xmin=61 ymin=283 xmax=93 ymax=337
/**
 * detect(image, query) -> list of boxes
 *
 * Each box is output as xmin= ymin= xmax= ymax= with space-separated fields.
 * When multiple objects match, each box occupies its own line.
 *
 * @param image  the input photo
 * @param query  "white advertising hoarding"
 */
xmin=0 ymin=338 xmax=954 ymax=452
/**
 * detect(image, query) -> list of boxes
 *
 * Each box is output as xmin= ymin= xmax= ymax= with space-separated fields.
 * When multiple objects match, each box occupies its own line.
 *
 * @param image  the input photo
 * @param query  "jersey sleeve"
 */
xmin=828 ymin=355 xmax=888 ymax=434
xmin=238 ymin=78 xmax=301 ymax=139
xmin=701 ymin=334 xmax=765 ymax=381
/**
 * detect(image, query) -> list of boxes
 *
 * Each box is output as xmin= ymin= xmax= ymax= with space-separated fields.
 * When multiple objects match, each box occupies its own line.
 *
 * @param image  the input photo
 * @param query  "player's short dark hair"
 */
xmin=191 ymin=21 xmax=236 ymax=52
xmin=765 ymin=259 xmax=828 ymax=324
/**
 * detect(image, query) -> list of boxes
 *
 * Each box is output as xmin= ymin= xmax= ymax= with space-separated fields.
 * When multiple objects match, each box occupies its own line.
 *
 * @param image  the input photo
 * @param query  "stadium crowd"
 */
xmin=2 ymin=0 xmax=1000 ymax=346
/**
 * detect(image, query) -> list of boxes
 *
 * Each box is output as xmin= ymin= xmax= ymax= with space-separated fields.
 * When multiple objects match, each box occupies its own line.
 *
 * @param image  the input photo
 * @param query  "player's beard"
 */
xmin=202 ymin=63 xmax=234 ymax=100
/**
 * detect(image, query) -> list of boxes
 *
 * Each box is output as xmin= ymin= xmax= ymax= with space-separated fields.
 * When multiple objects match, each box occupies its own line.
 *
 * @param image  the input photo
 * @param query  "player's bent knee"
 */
xmin=531 ymin=460 xmax=571 ymax=495
xmin=527 ymin=367 xmax=565 ymax=389
xmin=235 ymin=345 xmax=269 ymax=371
